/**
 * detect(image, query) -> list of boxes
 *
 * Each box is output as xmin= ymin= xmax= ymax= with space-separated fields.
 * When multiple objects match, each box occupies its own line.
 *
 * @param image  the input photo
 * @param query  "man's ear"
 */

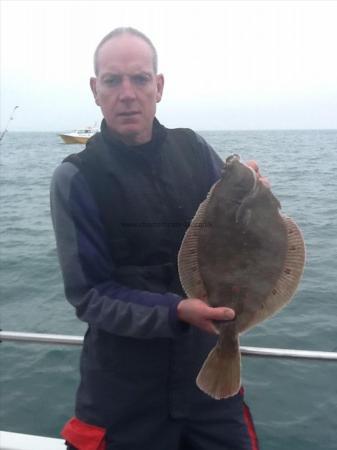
xmin=90 ymin=77 xmax=100 ymax=106
xmin=156 ymin=74 xmax=164 ymax=103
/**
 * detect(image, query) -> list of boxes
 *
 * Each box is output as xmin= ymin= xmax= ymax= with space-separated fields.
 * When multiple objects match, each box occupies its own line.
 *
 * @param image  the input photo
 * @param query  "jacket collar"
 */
xmin=100 ymin=118 xmax=167 ymax=157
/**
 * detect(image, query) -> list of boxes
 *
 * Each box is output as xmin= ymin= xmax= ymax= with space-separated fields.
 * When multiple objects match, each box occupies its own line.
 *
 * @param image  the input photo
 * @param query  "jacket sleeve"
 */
xmin=50 ymin=162 xmax=187 ymax=339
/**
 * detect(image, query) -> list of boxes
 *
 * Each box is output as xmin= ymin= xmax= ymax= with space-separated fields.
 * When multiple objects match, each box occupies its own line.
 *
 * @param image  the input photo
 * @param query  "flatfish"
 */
xmin=178 ymin=154 xmax=305 ymax=399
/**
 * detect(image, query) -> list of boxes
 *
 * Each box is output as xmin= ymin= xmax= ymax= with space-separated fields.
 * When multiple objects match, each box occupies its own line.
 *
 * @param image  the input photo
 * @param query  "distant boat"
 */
xmin=59 ymin=125 xmax=99 ymax=144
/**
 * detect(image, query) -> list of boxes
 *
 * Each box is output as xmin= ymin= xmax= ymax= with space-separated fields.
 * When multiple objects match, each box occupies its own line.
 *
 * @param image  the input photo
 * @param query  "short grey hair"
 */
xmin=93 ymin=27 xmax=158 ymax=75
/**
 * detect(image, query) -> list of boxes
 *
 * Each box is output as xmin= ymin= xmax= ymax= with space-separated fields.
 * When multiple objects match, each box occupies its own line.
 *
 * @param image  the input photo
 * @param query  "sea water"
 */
xmin=1 ymin=130 xmax=336 ymax=449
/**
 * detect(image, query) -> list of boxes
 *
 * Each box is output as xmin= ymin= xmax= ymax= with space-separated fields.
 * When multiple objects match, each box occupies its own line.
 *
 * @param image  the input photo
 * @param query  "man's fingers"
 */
xmin=245 ymin=160 xmax=260 ymax=173
xmin=245 ymin=160 xmax=271 ymax=188
xmin=206 ymin=306 xmax=235 ymax=321
xmin=259 ymin=176 xmax=271 ymax=188
xmin=177 ymin=299 xmax=235 ymax=334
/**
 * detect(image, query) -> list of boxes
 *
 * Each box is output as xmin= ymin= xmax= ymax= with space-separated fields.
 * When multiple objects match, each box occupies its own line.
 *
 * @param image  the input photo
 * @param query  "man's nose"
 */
xmin=119 ymin=77 xmax=136 ymax=101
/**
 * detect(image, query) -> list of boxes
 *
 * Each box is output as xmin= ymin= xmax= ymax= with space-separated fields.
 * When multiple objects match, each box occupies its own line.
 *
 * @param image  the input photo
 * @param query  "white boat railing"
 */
xmin=1 ymin=330 xmax=337 ymax=361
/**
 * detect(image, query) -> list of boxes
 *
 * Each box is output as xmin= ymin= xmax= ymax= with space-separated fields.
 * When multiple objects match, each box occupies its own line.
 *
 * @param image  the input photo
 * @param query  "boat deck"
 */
xmin=0 ymin=431 xmax=64 ymax=450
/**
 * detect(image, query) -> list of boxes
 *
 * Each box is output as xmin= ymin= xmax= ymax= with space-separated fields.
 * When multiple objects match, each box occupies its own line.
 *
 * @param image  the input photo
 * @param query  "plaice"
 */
xmin=178 ymin=155 xmax=306 ymax=399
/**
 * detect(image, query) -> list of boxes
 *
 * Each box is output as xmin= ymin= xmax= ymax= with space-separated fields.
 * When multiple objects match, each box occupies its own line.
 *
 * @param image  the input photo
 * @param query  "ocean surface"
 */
xmin=1 ymin=129 xmax=336 ymax=449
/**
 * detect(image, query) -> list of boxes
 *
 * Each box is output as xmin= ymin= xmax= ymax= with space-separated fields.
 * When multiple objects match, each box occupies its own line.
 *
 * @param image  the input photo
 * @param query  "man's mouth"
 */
xmin=118 ymin=111 xmax=140 ymax=117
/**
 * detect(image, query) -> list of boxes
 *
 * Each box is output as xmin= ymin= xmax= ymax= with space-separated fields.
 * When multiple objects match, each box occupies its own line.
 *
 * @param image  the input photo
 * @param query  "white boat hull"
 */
xmin=59 ymin=126 xmax=99 ymax=144
xmin=59 ymin=133 xmax=91 ymax=144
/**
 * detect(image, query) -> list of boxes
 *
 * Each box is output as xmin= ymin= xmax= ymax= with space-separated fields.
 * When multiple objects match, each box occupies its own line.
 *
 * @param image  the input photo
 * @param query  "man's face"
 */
xmin=90 ymin=34 xmax=164 ymax=145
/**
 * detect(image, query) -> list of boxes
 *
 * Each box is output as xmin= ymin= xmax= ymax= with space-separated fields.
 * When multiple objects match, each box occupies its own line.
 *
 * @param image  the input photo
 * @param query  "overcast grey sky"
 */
xmin=1 ymin=0 xmax=337 ymax=131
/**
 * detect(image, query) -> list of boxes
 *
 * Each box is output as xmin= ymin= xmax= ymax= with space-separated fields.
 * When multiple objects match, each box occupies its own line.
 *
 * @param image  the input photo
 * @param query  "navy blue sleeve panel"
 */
xmin=194 ymin=132 xmax=224 ymax=185
xmin=50 ymin=162 xmax=186 ymax=339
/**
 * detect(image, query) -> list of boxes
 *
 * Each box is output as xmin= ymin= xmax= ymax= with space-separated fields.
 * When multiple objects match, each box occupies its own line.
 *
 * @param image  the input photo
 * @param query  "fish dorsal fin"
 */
xmin=178 ymin=182 xmax=218 ymax=300
xmin=268 ymin=215 xmax=306 ymax=307
xmin=241 ymin=215 xmax=306 ymax=332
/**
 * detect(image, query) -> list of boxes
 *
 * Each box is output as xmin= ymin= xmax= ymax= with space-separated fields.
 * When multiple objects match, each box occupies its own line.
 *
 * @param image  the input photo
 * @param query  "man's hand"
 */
xmin=177 ymin=299 xmax=235 ymax=335
xmin=245 ymin=160 xmax=271 ymax=188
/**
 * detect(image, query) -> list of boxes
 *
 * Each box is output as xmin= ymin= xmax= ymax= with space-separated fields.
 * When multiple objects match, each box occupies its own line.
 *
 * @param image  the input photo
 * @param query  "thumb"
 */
xmin=206 ymin=306 xmax=235 ymax=321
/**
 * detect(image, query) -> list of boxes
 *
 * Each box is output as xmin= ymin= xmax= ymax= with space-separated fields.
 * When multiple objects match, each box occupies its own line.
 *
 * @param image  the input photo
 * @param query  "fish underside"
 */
xmin=178 ymin=156 xmax=305 ymax=399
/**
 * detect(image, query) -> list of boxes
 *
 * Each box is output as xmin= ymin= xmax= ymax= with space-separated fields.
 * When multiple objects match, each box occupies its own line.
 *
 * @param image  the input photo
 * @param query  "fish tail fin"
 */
xmin=196 ymin=336 xmax=241 ymax=399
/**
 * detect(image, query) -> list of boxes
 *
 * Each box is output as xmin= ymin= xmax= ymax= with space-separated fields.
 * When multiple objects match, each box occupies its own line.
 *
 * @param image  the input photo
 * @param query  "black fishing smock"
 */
xmin=51 ymin=118 xmax=258 ymax=450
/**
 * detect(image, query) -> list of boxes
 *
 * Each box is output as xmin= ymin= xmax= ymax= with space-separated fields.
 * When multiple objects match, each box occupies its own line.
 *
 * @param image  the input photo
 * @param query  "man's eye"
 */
xmin=104 ymin=76 xmax=121 ymax=86
xmin=131 ymin=74 xmax=150 ymax=85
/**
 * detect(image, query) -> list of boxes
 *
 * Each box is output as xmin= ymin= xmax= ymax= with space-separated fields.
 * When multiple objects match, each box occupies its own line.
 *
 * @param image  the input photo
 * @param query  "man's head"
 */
xmin=90 ymin=27 xmax=164 ymax=145
xmin=93 ymin=27 xmax=158 ymax=76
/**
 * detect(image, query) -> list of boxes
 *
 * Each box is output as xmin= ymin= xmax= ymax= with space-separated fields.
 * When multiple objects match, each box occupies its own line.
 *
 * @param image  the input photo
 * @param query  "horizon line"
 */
xmin=5 ymin=127 xmax=337 ymax=133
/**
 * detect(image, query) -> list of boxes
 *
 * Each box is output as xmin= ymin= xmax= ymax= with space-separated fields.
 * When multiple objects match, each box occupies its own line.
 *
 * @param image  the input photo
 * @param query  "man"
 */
xmin=51 ymin=27 xmax=260 ymax=450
